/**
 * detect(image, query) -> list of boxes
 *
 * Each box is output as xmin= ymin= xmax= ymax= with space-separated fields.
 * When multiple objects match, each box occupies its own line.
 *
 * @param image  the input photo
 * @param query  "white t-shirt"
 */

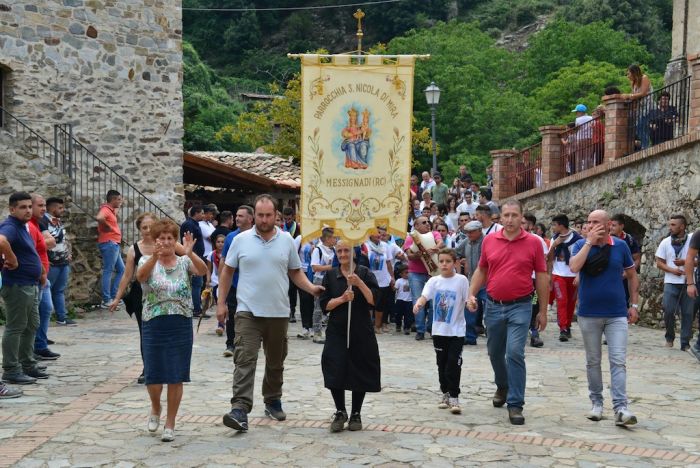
xmin=365 ymin=240 xmax=394 ymax=287
xmin=207 ymin=251 xmax=220 ymax=287
xmin=655 ymin=235 xmax=691 ymax=284
xmin=532 ymin=234 xmax=549 ymax=280
xmin=420 ymin=273 xmax=469 ymax=337
xmin=199 ymin=220 xmax=216 ymax=257
xmin=457 ymin=201 xmax=479 ymax=217
xmin=420 ymin=179 xmax=435 ymax=194
xmin=395 ymin=277 xmax=412 ymax=302
xmin=575 ymin=115 xmax=594 ymax=140
xmin=310 ymin=243 xmax=335 ymax=283
xmin=482 ymin=223 xmax=502 ymax=237
xmin=551 ymin=231 xmax=579 ymax=277
xmin=386 ymin=242 xmax=404 ymax=262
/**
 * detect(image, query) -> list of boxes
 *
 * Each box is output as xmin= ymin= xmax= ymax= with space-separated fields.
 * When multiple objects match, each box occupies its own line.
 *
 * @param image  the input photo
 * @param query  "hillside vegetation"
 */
xmin=182 ymin=0 xmax=672 ymax=182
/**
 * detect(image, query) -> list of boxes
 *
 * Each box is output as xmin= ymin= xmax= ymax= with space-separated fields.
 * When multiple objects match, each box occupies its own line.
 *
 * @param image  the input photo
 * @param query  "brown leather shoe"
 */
xmin=492 ymin=387 xmax=508 ymax=407
xmin=508 ymin=407 xmax=525 ymax=425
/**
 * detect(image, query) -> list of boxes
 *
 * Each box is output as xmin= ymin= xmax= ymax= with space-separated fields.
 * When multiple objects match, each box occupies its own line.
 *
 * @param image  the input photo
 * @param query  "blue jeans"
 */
xmin=48 ymin=264 xmax=70 ymax=322
xmin=34 ymin=281 xmax=53 ymax=351
xmin=409 ymin=272 xmax=431 ymax=333
xmin=191 ymin=275 xmax=203 ymax=314
xmin=578 ymin=316 xmax=629 ymax=411
xmin=484 ymin=299 xmax=531 ymax=409
xmin=662 ymin=283 xmax=694 ymax=346
xmin=465 ymin=288 xmax=486 ymax=343
xmin=98 ymin=241 xmax=124 ymax=303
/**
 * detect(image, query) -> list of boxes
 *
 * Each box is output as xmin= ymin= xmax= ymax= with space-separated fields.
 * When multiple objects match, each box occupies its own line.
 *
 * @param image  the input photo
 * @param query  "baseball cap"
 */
xmin=571 ymin=104 xmax=587 ymax=113
xmin=465 ymin=221 xmax=482 ymax=232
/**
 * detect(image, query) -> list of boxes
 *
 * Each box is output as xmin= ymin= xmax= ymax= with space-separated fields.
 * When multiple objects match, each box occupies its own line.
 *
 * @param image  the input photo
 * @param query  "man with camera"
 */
xmin=569 ymin=210 xmax=639 ymax=427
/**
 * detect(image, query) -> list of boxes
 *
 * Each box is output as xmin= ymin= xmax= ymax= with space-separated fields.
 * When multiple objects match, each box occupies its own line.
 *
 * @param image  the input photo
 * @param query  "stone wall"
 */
xmin=514 ymin=135 xmax=700 ymax=327
xmin=0 ymin=0 xmax=184 ymax=307
xmin=0 ymin=0 xmax=184 ymax=216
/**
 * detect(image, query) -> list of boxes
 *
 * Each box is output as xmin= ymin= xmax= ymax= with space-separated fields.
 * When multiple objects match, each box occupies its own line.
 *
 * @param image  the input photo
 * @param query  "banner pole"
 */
xmin=347 ymin=248 xmax=353 ymax=349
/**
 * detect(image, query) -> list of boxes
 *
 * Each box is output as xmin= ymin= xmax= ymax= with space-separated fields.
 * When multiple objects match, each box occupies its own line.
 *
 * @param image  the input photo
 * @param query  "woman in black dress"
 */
xmin=320 ymin=240 xmax=381 ymax=433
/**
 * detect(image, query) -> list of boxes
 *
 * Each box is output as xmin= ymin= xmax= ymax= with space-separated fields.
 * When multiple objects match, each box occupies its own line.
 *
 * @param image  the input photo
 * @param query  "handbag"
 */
xmin=122 ymin=281 xmax=142 ymax=316
xmin=582 ymin=244 xmax=611 ymax=277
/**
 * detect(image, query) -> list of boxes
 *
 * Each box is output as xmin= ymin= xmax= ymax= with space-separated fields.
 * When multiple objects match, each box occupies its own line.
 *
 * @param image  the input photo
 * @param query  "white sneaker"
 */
xmin=438 ymin=392 xmax=449 ymax=409
xmin=614 ymin=407 xmax=638 ymax=427
xmin=449 ymin=397 xmax=461 ymax=414
xmin=147 ymin=414 xmax=160 ymax=432
xmin=587 ymin=404 xmax=603 ymax=421
xmin=161 ymin=428 xmax=175 ymax=442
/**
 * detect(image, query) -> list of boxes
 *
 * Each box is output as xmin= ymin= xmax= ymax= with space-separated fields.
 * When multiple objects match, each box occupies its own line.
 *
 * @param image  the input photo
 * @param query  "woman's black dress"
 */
xmin=320 ymin=265 xmax=381 ymax=392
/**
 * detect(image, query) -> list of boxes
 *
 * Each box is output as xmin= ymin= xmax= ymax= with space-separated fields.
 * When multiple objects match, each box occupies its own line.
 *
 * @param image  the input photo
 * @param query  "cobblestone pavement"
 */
xmin=1 ymin=308 xmax=700 ymax=467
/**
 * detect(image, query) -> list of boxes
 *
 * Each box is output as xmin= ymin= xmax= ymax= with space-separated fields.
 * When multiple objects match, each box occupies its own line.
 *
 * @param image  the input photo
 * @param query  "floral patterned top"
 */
xmin=138 ymin=255 xmax=194 ymax=322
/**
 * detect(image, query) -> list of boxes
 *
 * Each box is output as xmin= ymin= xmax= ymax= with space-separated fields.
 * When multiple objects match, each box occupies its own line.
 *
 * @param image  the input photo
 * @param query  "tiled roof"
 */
xmin=186 ymin=151 xmax=300 ymax=189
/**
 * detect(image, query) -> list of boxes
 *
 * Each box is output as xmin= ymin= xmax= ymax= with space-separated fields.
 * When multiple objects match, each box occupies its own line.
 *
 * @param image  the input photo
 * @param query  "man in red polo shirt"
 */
xmin=29 ymin=194 xmax=60 ymax=363
xmin=467 ymin=200 xmax=548 ymax=425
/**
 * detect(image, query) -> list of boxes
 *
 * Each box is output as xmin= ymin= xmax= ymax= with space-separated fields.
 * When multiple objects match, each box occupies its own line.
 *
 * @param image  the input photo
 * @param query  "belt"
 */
xmin=487 ymin=294 xmax=533 ymax=306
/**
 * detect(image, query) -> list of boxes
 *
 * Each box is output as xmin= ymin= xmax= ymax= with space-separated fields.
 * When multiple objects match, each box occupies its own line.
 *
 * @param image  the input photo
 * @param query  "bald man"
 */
xmin=569 ymin=210 xmax=639 ymax=427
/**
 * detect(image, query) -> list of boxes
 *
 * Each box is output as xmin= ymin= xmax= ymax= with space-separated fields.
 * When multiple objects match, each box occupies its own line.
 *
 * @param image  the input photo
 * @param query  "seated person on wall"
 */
xmin=648 ymin=91 xmax=678 ymax=146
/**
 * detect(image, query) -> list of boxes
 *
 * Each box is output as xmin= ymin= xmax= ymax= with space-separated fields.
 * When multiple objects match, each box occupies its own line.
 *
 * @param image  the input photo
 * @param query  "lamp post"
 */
xmin=424 ymin=81 xmax=441 ymax=175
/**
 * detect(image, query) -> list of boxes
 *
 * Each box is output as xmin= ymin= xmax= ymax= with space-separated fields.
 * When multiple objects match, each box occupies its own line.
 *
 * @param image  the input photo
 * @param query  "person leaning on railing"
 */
xmin=623 ymin=64 xmax=653 ymax=150
xmin=648 ymin=91 xmax=678 ymax=146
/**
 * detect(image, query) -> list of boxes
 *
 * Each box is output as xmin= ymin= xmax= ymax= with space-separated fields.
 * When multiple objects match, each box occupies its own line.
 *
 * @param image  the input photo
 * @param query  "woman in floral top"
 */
xmin=136 ymin=219 xmax=207 ymax=442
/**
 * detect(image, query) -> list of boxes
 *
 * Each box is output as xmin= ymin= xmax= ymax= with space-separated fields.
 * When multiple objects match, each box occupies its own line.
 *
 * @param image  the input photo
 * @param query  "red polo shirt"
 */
xmin=479 ymin=228 xmax=547 ymax=301
xmin=28 ymin=218 xmax=49 ymax=273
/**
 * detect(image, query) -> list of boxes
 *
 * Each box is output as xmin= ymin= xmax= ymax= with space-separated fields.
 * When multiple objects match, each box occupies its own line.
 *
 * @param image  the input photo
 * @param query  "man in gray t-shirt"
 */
xmin=217 ymin=195 xmax=322 ymax=432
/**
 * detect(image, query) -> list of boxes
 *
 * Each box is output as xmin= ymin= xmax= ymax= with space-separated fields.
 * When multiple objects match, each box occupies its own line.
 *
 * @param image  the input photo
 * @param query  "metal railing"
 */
xmin=510 ymin=142 xmax=542 ymax=194
xmin=560 ymin=115 xmax=605 ymax=175
xmin=0 ymin=106 xmax=175 ymax=247
xmin=0 ymin=107 xmax=58 ymax=163
xmin=54 ymin=124 xmax=175 ymax=246
xmin=626 ymin=75 xmax=691 ymax=155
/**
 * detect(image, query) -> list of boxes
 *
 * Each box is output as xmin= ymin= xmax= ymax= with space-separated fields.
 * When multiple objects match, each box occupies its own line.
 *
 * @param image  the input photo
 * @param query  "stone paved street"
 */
xmin=1 ymin=308 xmax=700 ymax=467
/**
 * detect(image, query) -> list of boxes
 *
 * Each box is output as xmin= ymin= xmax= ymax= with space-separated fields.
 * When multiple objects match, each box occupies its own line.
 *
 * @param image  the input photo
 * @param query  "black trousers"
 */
xmin=288 ymin=282 xmax=298 ymax=317
xmin=298 ymin=289 xmax=314 ymax=330
xmin=433 ymin=335 xmax=463 ymax=397
xmin=225 ymin=286 xmax=237 ymax=348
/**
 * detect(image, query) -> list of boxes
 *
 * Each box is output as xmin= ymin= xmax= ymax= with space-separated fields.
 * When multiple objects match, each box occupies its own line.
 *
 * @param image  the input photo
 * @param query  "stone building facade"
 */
xmin=512 ymin=135 xmax=700 ymax=327
xmin=666 ymin=0 xmax=700 ymax=83
xmin=0 ymin=0 xmax=184 ymax=304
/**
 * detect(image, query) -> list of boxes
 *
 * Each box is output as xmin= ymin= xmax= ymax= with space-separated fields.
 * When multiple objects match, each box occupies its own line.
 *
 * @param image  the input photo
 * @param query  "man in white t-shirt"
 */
xmin=366 ymin=230 xmax=395 ymax=334
xmin=475 ymin=205 xmax=502 ymax=236
xmin=457 ymin=192 xmax=479 ymax=219
xmin=547 ymin=214 xmax=582 ymax=342
xmin=310 ymin=227 xmax=337 ymax=343
xmin=199 ymin=206 xmax=217 ymax=258
xmin=655 ymin=215 xmax=694 ymax=350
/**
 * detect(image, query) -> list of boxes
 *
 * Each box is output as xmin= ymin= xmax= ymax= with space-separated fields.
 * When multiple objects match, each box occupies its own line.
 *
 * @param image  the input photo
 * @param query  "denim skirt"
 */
xmin=142 ymin=314 xmax=193 ymax=385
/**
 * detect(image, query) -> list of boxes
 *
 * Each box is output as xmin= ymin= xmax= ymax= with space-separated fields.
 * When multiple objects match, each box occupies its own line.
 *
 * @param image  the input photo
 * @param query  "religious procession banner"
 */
xmin=299 ymin=54 xmax=415 ymax=244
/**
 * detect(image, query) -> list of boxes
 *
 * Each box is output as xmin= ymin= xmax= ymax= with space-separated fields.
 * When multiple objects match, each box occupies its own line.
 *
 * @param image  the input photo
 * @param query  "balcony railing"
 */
xmin=510 ymin=142 xmax=542 ymax=194
xmin=560 ymin=115 xmax=605 ymax=176
xmin=626 ymin=76 xmax=691 ymax=155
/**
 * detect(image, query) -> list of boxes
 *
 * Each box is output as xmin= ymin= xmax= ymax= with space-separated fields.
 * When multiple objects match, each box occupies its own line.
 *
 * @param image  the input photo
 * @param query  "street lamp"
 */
xmin=424 ymin=81 xmax=441 ymax=175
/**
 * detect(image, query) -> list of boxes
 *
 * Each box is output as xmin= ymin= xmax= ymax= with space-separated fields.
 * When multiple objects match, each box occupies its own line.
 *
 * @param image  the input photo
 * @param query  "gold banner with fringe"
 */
xmin=299 ymin=54 xmax=415 ymax=244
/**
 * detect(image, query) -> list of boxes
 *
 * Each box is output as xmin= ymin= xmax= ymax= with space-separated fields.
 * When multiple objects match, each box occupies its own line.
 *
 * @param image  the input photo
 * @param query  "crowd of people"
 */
xmin=0 ymin=180 xmax=698 ymax=442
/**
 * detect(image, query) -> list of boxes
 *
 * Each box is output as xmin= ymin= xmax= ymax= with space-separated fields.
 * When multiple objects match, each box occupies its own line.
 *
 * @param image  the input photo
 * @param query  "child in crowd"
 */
xmin=413 ymin=248 xmax=469 ymax=414
xmin=207 ymin=233 xmax=226 ymax=336
xmin=393 ymin=265 xmax=413 ymax=335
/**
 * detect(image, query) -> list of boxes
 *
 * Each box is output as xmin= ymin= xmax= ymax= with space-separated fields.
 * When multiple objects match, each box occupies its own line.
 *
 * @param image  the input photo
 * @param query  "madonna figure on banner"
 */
xmin=341 ymin=107 xmax=371 ymax=169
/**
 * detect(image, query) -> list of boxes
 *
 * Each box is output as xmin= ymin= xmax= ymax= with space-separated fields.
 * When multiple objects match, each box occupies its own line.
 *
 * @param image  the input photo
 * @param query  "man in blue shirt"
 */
xmin=181 ymin=205 xmax=205 ymax=318
xmin=220 ymin=205 xmax=254 ymax=357
xmin=0 ymin=192 xmax=44 ymax=387
xmin=570 ymin=210 xmax=639 ymax=427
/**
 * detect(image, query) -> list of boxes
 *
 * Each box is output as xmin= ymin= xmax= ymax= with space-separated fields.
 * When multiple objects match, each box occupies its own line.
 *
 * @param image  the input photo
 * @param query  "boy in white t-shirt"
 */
xmin=393 ymin=265 xmax=413 ymax=335
xmin=414 ymin=248 xmax=470 ymax=414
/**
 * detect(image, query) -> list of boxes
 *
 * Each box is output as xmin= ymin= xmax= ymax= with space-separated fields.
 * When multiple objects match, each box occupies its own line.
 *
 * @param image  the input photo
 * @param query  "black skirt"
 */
xmin=322 ymin=306 xmax=381 ymax=392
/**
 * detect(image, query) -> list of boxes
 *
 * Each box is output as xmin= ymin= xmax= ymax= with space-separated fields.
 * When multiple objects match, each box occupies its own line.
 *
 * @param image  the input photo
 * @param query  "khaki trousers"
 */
xmin=230 ymin=312 xmax=289 ymax=413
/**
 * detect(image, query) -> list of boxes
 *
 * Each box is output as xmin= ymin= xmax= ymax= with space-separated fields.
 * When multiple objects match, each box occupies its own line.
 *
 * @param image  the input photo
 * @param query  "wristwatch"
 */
xmin=631 ymin=304 xmax=639 ymax=309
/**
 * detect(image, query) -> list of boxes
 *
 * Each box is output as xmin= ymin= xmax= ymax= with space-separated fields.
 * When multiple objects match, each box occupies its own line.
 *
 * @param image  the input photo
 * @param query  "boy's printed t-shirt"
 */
xmin=421 ymin=273 xmax=469 ymax=337
xmin=310 ymin=244 xmax=335 ymax=282
xmin=365 ymin=240 xmax=394 ymax=287
xmin=395 ymin=277 xmax=412 ymax=302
